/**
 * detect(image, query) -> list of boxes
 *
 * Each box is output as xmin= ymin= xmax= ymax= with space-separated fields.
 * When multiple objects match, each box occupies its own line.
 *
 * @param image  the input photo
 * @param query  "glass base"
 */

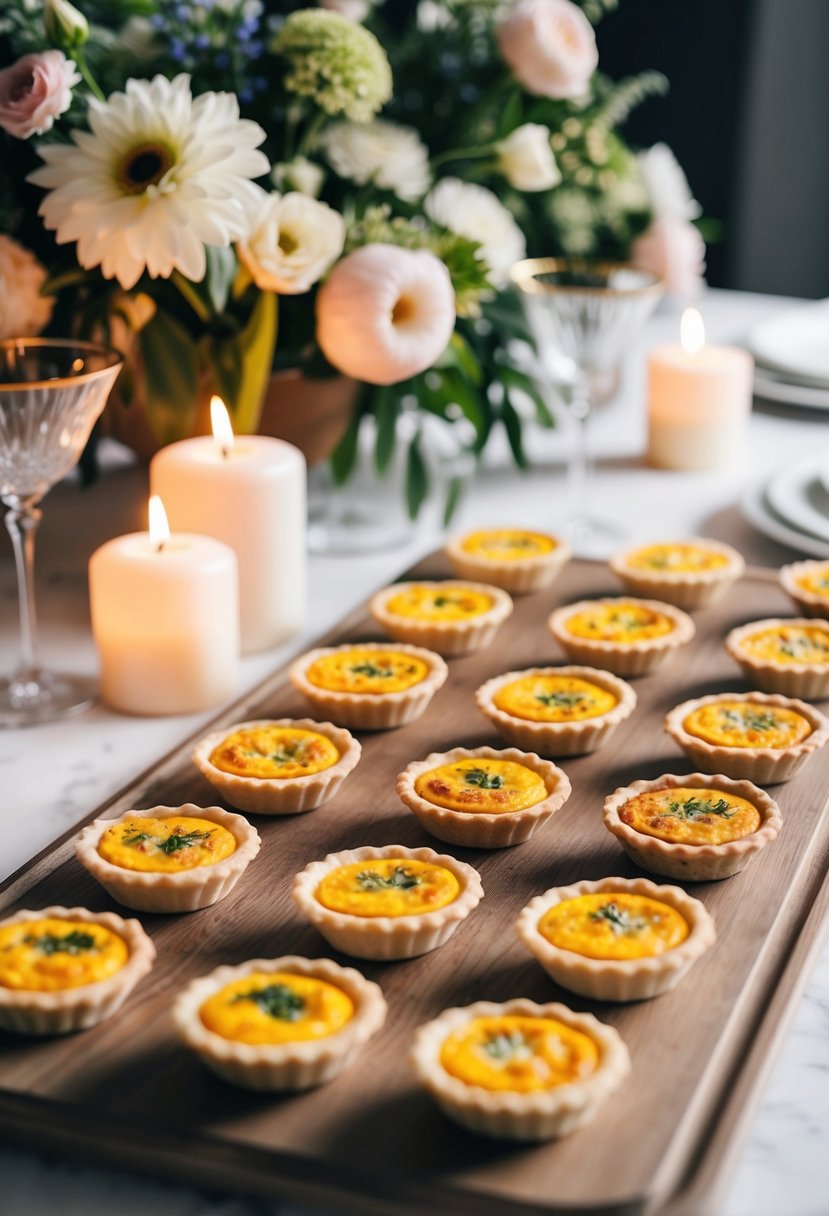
xmin=565 ymin=515 xmax=626 ymax=560
xmin=0 ymin=670 xmax=97 ymax=728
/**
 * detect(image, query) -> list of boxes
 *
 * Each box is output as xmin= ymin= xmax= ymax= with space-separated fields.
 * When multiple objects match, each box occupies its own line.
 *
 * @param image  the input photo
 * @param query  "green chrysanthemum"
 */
xmin=274 ymin=11 xmax=392 ymax=123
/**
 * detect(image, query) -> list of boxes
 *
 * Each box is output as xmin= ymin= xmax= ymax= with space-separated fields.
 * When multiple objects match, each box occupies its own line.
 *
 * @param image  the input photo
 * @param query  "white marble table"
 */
xmin=1 ymin=288 xmax=828 ymax=1216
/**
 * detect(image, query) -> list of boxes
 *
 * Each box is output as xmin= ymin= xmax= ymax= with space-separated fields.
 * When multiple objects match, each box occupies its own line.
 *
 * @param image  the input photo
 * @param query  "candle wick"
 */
xmin=156 ymin=540 xmax=166 ymax=555
xmin=221 ymin=444 xmax=230 ymax=460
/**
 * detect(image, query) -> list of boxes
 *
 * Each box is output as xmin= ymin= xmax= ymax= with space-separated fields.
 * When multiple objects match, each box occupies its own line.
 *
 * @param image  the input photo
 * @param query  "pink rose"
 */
xmin=632 ymin=216 xmax=706 ymax=299
xmin=0 ymin=51 xmax=80 ymax=139
xmin=0 ymin=236 xmax=53 ymax=341
xmin=497 ymin=0 xmax=598 ymax=99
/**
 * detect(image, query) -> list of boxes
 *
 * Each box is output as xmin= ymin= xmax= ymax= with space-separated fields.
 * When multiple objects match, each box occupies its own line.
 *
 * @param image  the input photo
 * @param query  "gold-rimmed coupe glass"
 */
xmin=511 ymin=258 xmax=663 ymax=556
xmin=0 ymin=339 xmax=123 ymax=727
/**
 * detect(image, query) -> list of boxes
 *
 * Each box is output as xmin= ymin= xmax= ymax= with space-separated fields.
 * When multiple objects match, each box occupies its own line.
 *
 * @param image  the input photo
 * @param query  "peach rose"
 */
xmin=0 ymin=51 xmax=79 ymax=139
xmin=632 ymin=216 xmax=706 ymax=299
xmin=0 ymin=236 xmax=54 ymax=341
xmin=497 ymin=0 xmax=598 ymax=99
xmin=316 ymin=244 xmax=456 ymax=385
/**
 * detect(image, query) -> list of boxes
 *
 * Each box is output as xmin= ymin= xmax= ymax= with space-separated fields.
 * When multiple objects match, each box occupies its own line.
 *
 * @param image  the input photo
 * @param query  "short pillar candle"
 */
xmin=647 ymin=308 xmax=754 ymax=471
xmin=150 ymin=399 xmax=307 ymax=654
xmin=89 ymin=498 xmax=239 ymax=716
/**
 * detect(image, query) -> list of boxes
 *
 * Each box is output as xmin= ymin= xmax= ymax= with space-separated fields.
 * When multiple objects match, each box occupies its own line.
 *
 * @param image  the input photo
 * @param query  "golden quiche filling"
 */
xmin=620 ymin=786 xmax=761 ymax=846
xmin=0 ymin=917 xmax=128 ymax=991
xmin=565 ymin=602 xmax=675 ymax=643
xmin=623 ymin=543 xmax=730 ymax=574
xmin=460 ymin=529 xmax=556 ymax=561
xmin=795 ymin=567 xmax=829 ymax=599
xmin=538 ymin=893 xmax=689 ymax=961
xmin=682 ymin=702 xmax=812 ymax=750
xmin=199 ymin=971 xmax=353 ymax=1045
xmin=97 ymin=815 xmax=237 ymax=873
xmin=440 ymin=1014 xmax=598 ymax=1092
xmin=305 ymin=649 xmax=430 ymax=695
xmin=493 ymin=674 xmax=618 ymax=722
xmin=740 ymin=625 xmax=829 ymax=666
xmin=384 ymin=584 xmax=495 ymax=622
xmin=315 ymin=858 xmax=459 ymax=918
xmin=414 ymin=757 xmax=547 ymax=815
xmin=209 ymin=725 xmax=340 ymax=780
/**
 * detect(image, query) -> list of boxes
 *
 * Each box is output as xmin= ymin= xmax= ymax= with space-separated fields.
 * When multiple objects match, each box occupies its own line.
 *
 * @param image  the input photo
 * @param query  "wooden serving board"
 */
xmin=2 ymin=556 xmax=829 ymax=1216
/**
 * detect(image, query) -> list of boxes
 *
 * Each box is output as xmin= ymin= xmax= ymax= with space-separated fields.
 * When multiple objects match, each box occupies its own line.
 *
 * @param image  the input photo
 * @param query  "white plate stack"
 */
xmin=741 ymin=452 xmax=829 ymax=557
xmin=747 ymin=299 xmax=829 ymax=410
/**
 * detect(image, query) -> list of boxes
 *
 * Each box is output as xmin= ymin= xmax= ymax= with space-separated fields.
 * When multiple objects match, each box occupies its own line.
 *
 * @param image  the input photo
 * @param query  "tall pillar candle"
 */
xmin=89 ymin=499 xmax=239 ymax=715
xmin=150 ymin=401 xmax=306 ymax=654
xmin=647 ymin=308 xmax=754 ymax=470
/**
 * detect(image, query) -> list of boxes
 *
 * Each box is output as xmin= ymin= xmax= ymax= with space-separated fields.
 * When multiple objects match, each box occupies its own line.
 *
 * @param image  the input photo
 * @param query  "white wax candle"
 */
xmin=647 ymin=310 xmax=754 ymax=471
xmin=150 ymin=430 xmax=306 ymax=654
xmin=89 ymin=528 xmax=239 ymax=716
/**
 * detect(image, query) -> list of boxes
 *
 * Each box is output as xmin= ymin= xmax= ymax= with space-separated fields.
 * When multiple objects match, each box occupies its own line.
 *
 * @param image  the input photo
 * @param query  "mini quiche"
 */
xmin=725 ymin=617 xmax=829 ymax=699
xmin=609 ymin=538 xmax=745 ymax=609
xmin=369 ymin=580 xmax=513 ymax=656
xmin=515 ymin=876 xmax=716 ymax=1002
xmin=396 ymin=746 xmax=571 ymax=848
xmin=444 ymin=527 xmax=571 ymax=594
xmin=192 ymin=718 xmax=361 ymax=815
xmin=0 ymin=905 xmax=155 ymax=1035
xmin=75 ymin=803 xmax=261 ymax=913
xmin=289 ymin=642 xmax=448 ymax=730
xmin=410 ymin=997 xmax=630 ymax=1141
xmin=548 ymin=597 xmax=695 ymax=677
xmin=603 ymin=772 xmax=782 ymax=882
xmin=780 ymin=560 xmax=829 ymax=619
xmin=476 ymin=665 xmax=636 ymax=757
xmin=665 ymin=691 xmax=829 ymax=784
xmin=292 ymin=844 xmax=483 ymax=960
xmin=173 ymin=955 xmax=386 ymax=1091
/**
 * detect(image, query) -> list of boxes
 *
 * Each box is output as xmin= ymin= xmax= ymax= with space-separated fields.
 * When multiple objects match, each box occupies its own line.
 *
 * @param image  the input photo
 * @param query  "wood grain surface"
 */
xmin=1 ymin=555 xmax=829 ymax=1216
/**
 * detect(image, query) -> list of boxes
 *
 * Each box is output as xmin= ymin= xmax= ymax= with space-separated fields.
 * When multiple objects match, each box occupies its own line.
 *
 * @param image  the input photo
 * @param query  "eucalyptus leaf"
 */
xmin=373 ymin=387 xmax=400 ymax=475
xmin=497 ymin=89 xmax=524 ymax=139
xmin=330 ymin=409 xmax=361 ymax=486
xmin=502 ymin=398 xmax=528 ymax=469
xmin=405 ymin=431 xmax=429 ymax=520
xmin=501 ymin=367 xmax=555 ymax=428
xmin=137 ymin=309 xmax=199 ymax=445
xmin=443 ymin=474 xmax=465 ymax=527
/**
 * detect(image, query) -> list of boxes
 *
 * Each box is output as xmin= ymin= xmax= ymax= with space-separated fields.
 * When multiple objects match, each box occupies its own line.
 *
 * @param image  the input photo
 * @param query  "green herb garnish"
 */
xmin=463 ymin=767 xmax=504 ymax=790
xmin=231 ymin=983 xmax=304 ymax=1022
xmin=482 ymin=1031 xmax=531 ymax=1062
xmin=666 ymin=796 xmax=734 ymax=821
xmin=350 ymin=662 xmax=395 ymax=678
xmin=123 ymin=828 xmax=213 ymax=854
xmin=589 ymin=901 xmax=648 ymax=936
xmin=535 ymin=691 xmax=589 ymax=708
xmin=356 ymin=865 xmax=421 ymax=891
xmin=721 ymin=709 xmax=779 ymax=733
xmin=25 ymin=930 xmax=97 ymax=956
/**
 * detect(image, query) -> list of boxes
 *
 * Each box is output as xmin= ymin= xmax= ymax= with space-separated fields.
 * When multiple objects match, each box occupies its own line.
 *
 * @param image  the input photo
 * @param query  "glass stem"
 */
xmin=5 ymin=497 xmax=42 ymax=679
xmin=568 ymin=375 xmax=593 ymax=534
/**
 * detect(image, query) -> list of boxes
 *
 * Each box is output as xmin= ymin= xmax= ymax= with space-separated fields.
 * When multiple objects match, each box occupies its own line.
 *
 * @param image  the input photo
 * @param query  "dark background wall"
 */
xmin=595 ymin=0 xmax=829 ymax=299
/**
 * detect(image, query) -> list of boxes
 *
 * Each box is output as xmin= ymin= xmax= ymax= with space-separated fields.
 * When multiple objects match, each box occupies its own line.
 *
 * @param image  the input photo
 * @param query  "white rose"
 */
xmin=632 ymin=216 xmax=706 ymax=299
xmin=238 ymin=192 xmax=346 ymax=295
xmin=638 ymin=143 xmax=700 ymax=221
xmin=321 ymin=120 xmax=431 ymax=202
xmin=271 ymin=156 xmax=326 ymax=198
xmin=496 ymin=124 xmax=560 ymax=191
xmin=497 ymin=0 xmax=598 ymax=100
xmin=319 ymin=0 xmax=371 ymax=20
xmin=0 ymin=235 xmax=53 ymax=341
xmin=425 ymin=177 xmax=526 ymax=287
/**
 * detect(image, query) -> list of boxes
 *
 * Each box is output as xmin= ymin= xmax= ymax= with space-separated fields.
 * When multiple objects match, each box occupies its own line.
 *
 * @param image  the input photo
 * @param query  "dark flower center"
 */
xmin=119 ymin=142 xmax=174 ymax=194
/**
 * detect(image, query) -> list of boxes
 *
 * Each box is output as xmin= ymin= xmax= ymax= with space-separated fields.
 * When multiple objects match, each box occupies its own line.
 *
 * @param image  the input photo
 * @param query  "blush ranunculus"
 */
xmin=0 ymin=236 xmax=54 ymax=340
xmin=632 ymin=216 xmax=706 ymax=299
xmin=316 ymin=244 xmax=456 ymax=385
xmin=497 ymin=0 xmax=598 ymax=100
xmin=0 ymin=51 xmax=79 ymax=139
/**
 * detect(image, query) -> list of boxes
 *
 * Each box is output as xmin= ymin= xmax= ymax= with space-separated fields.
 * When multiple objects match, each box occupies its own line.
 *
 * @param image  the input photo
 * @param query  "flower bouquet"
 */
xmin=0 ymin=0 xmax=703 ymax=517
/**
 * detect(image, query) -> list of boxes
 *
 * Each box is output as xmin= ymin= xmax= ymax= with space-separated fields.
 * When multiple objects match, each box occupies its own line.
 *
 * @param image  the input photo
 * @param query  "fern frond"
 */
xmin=593 ymin=71 xmax=669 ymax=131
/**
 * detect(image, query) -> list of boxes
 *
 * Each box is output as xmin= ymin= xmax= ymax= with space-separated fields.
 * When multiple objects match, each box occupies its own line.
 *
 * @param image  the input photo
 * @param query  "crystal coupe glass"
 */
xmin=0 ymin=339 xmax=123 ymax=726
xmin=511 ymin=258 xmax=663 ymax=556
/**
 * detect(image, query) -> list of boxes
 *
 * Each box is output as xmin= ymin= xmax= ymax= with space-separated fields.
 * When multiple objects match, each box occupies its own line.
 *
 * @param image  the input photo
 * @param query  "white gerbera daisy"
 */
xmin=425 ymin=177 xmax=526 ymax=287
xmin=321 ymin=120 xmax=431 ymax=201
xmin=28 ymin=74 xmax=269 ymax=290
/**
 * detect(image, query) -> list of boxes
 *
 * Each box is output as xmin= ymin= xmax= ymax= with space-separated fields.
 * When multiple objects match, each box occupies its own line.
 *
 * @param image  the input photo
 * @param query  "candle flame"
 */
xmin=680 ymin=307 xmax=705 ymax=357
xmin=148 ymin=495 xmax=170 ymax=552
xmin=210 ymin=395 xmax=235 ymax=457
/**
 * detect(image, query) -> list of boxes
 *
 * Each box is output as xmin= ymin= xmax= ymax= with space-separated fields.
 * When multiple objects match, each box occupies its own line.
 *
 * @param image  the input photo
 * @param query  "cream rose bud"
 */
xmin=0 ymin=236 xmax=54 ymax=341
xmin=638 ymin=143 xmax=701 ymax=222
xmin=497 ymin=0 xmax=598 ymax=100
xmin=497 ymin=124 xmax=560 ymax=192
xmin=319 ymin=0 xmax=371 ymax=20
xmin=44 ymin=0 xmax=89 ymax=49
xmin=0 ymin=50 xmax=79 ymax=139
xmin=238 ymin=192 xmax=346 ymax=295
xmin=316 ymin=244 xmax=456 ymax=385
xmin=632 ymin=216 xmax=706 ymax=299
xmin=272 ymin=157 xmax=326 ymax=198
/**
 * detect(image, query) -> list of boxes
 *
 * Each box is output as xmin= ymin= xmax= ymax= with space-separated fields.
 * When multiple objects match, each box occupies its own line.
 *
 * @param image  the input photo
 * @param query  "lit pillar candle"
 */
xmin=89 ymin=497 xmax=239 ymax=715
xmin=150 ymin=398 xmax=307 ymax=654
xmin=647 ymin=308 xmax=754 ymax=470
